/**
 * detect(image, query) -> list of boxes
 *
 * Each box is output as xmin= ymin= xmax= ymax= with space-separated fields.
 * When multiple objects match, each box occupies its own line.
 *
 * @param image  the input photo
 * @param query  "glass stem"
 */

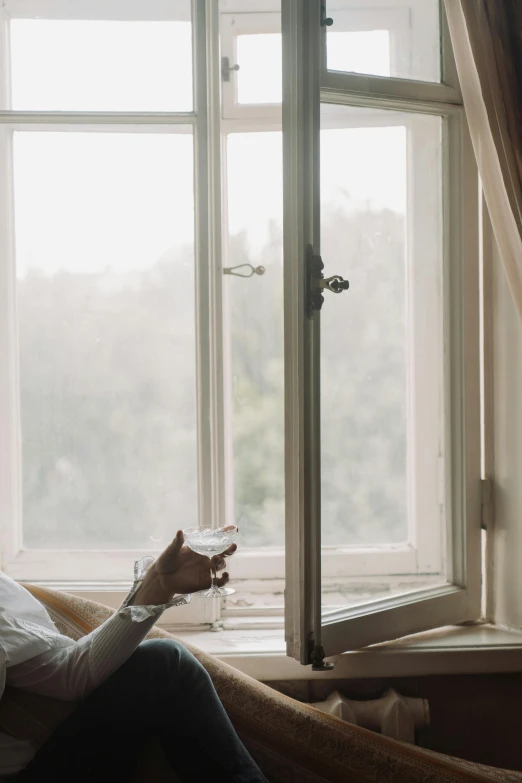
xmin=211 ymin=565 xmax=217 ymax=593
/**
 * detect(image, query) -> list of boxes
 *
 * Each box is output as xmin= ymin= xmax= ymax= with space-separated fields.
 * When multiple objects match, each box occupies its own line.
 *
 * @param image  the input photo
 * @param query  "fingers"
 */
xmin=215 ymin=572 xmax=229 ymax=588
xmin=164 ymin=530 xmax=184 ymax=558
xmin=210 ymin=543 xmax=236 ymax=572
xmin=211 ymin=555 xmax=226 ymax=571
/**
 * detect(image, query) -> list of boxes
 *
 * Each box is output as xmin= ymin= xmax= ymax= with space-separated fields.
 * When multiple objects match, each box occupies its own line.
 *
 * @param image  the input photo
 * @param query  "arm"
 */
xmin=7 ymin=531 xmax=236 ymax=702
xmin=86 ymin=529 xmax=237 ymax=690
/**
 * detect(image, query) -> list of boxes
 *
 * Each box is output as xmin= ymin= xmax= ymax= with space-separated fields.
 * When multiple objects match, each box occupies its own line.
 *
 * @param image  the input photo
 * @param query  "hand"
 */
xmin=133 ymin=530 xmax=237 ymax=606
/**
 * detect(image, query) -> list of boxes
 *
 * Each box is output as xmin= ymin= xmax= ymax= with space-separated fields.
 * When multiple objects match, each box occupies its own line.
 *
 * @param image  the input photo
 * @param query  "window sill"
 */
xmin=166 ymin=623 xmax=522 ymax=681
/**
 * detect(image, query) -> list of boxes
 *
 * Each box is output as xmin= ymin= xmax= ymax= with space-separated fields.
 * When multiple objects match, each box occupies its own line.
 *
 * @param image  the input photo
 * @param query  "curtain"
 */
xmin=445 ymin=0 xmax=522 ymax=321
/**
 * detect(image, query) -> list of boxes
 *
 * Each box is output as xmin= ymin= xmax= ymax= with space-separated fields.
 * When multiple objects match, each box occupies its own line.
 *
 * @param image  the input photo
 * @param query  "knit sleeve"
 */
xmin=6 ymin=559 xmax=191 ymax=702
xmin=75 ymin=556 xmax=191 ymax=695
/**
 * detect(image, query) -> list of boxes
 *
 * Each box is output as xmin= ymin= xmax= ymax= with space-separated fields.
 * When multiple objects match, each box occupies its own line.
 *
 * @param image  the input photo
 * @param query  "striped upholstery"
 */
xmin=0 ymin=586 xmax=520 ymax=783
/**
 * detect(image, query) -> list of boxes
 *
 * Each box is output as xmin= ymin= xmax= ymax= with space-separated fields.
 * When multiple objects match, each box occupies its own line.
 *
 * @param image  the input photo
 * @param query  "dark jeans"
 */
xmin=16 ymin=639 xmax=268 ymax=783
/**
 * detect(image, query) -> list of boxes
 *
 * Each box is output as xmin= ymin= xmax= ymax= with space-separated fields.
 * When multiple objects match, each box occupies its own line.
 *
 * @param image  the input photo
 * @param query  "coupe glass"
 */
xmin=183 ymin=525 xmax=238 ymax=597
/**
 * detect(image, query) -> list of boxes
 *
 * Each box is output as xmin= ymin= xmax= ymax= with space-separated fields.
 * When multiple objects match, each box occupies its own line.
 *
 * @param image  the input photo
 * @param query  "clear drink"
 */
xmin=183 ymin=525 xmax=238 ymax=597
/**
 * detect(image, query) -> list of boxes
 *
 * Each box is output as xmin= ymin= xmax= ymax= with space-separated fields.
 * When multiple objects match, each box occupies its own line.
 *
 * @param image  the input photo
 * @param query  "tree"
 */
xmin=18 ymin=203 xmax=408 ymax=552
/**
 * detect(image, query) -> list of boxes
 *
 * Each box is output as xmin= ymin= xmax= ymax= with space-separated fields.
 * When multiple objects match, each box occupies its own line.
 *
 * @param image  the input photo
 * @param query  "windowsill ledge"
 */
xmin=166 ymin=623 xmax=522 ymax=680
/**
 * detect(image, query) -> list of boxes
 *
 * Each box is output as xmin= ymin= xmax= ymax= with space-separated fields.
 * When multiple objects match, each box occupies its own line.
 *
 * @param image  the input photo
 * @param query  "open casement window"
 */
xmin=0 ymin=0 xmax=482 ymax=648
xmin=282 ymin=0 xmax=482 ymax=666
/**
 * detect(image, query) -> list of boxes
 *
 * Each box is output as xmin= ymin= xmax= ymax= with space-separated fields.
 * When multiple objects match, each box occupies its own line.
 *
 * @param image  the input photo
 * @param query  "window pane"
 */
xmin=225 ymin=132 xmax=284 ymax=548
xmin=328 ymin=30 xmax=390 ymax=77
xmin=14 ymin=131 xmax=197 ymax=550
xmin=9 ymin=11 xmax=192 ymax=111
xmin=320 ymin=106 xmax=446 ymax=610
xmin=236 ymin=34 xmax=282 ymax=105
xmin=326 ymin=1 xmax=441 ymax=83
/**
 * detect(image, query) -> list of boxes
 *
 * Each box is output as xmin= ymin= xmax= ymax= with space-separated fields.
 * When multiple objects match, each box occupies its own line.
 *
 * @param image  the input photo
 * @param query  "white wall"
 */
xmin=491 ymin=237 xmax=522 ymax=627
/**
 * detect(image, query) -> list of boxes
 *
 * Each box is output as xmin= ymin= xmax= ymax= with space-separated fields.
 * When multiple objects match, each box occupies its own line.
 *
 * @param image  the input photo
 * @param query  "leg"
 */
xmin=17 ymin=639 xmax=267 ymax=783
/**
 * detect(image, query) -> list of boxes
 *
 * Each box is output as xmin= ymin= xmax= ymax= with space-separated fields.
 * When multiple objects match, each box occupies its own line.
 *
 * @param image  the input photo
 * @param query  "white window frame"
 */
xmin=282 ymin=0 xmax=481 ymax=663
xmin=325 ymin=0 xmax=440 ymax=85
xmin=220 ymin=11 xmax=282 ymax=121
xmin=323 ymin=0 xmax=460 ymax=105
xmin=0 ymin=0 xmax=481 ymax=642
xmin=218 ymin=6 xmax=452 ymax=610
xmin=0 ymin=0 xmax=228 ymax=628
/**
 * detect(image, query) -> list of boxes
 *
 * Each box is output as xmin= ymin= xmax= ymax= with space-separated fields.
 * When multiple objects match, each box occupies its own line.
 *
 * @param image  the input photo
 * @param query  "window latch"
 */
xmin=223 ymin=263 xmax=265 ymax=278
xmin=222 ymin=56 xmax=240 ymax=82
xmin=321 ymin=4 xmax=334 ymax=27
xmin=306 ymin=245 xmax=349 ymax=317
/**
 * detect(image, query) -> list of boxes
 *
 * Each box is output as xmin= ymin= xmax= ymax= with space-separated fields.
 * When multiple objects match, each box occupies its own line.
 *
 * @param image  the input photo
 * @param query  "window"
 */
xmin=0 ymin=2 xmax=214 ymax=635
xmin=325 ymin=0 xmax=441 ymax=82
xmin=283 ymin=0 xmax=480 ymax=663
xmin=0 ymin=0 xmax=481 ymax=655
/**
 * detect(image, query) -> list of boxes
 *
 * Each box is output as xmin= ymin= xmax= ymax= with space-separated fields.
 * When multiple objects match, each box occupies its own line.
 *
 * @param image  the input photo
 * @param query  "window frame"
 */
xmin=219 ymin=7 xmax=455 ymax=610
xmin=322 ymin=0 xmax=461 ymax=105
xmin=0 ymin=0 xmax=227 ymax=628
xmin=282 ymin=0 xmax=481 ymax=663
xmin=220 ymin=11 xmax=282 ymax=121
xmin=325 ymin=0 xmax=440 ymax=85
xmin=0 ymin=0 xmax=482 ymax=642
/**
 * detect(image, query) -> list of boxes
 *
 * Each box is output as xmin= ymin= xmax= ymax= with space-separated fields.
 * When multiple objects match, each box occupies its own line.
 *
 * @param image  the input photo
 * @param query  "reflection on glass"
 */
xmin=236 ymin=34 xmax=282 ymax=105
xmin=9 ymin=13 xmax=192 ymax=111
xmin=326 ymin=0 xmax=441 ymax=83
xmin=320 ymin=104 xmax=445 ymax=611
xmin=226 ymin=132 xmax=284 ymax=547
xmin=14 ymin=131 xmax=197 ymax=549
xmin=320 ymin=116 xmax=408 ymax=548
xmin=328 ymin=30 xmax=390 ymax=77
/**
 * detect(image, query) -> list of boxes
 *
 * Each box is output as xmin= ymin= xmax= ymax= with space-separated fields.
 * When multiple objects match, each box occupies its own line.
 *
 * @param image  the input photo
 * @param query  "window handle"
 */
xmin=222 ymin=57 xmax=240 ymax=82
xmin=321 ymin=3 xmax=334 ymax=26
xmin=306 ymin=245 xmax=349 ymax=316
xmin=223 ymin=263 xmax=265 ymax=278
xmin=322 ymin=275 xmax=349 ymax=293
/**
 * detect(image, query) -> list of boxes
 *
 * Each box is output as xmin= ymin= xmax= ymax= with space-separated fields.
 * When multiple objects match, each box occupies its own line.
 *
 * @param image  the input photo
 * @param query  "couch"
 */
xmin=0 ymin=586 xmax=520 ymax=783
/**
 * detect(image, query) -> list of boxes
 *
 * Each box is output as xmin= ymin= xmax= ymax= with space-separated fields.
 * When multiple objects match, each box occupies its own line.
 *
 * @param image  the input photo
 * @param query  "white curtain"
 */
xmin=445 ymin=0 xmax=522 ymax=322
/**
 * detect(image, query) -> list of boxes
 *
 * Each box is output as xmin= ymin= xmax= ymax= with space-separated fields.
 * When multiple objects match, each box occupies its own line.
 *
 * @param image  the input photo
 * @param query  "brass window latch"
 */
xmin=223 ymin=263 xmax=265 ymax=278
xmin=306 ymin=245 xmax=349 ymax=317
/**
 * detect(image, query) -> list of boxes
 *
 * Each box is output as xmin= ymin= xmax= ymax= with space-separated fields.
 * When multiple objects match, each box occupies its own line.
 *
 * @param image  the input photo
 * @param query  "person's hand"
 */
xmin=133 ymin=529 xmax=237 ymax=606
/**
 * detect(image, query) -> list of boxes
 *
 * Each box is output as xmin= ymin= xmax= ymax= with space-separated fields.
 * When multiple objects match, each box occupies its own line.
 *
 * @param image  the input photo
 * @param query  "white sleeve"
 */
xmin=6 ymin=558 xmax=190 ymax=702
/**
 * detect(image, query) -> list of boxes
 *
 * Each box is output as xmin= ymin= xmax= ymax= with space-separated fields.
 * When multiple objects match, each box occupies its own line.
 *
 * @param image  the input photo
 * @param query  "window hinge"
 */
xmin=308 ymin=637 xmax=334 ymax=671
xmin=481 ymin=478 xmax=493 ymax=530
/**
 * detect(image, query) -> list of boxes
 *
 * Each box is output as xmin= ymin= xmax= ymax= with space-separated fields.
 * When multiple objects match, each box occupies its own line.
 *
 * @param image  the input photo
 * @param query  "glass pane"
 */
xmin=9 ymin=9 xmax=192 ymax=111
xmin=328 ymin=30 xmax=391 ymax=77
xmin=226 ymin=132 xmax=284 ymax=548
xmin=320 ymin=105 xmax=446 ymax=611
xmin=236 ymin=34 xmax=282 ymax=104
xmin=14 ymin=131 xmax=197 ymax=549
xmin=326 ymin=1 xmax=441 ymax=83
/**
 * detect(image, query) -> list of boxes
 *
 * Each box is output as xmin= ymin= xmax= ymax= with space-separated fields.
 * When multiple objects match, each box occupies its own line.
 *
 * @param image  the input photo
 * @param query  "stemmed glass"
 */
xmin=183 ymin=525 xmax=238 ymax=597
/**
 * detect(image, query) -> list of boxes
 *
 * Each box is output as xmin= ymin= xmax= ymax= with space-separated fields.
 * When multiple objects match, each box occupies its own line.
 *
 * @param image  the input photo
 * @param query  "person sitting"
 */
xmin=0 ymin=530 xmax=268 ymax=782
